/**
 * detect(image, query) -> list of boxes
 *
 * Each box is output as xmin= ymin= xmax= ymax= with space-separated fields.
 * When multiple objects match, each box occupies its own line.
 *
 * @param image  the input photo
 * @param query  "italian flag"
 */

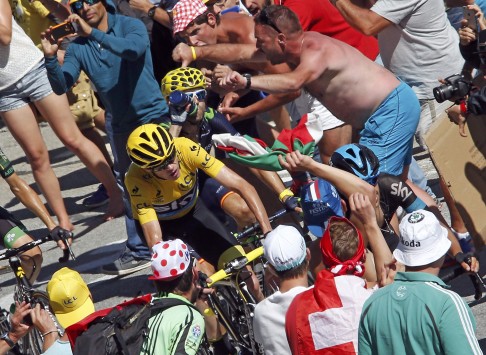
xmin=213 ymin=113 xmax=323 ymax=171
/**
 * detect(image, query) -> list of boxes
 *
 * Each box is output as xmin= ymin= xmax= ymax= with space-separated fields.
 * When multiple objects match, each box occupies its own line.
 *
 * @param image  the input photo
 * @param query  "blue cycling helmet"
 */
xmin=329 ymin=144 xmax=380 ymax=185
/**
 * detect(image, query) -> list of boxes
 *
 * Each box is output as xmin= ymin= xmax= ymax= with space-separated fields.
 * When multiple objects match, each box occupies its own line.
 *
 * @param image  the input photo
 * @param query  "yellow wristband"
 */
xmin=279 ymin=188 xmax=294 ymax=203
xmin=190 ymin=46 xmax=197 ymax=61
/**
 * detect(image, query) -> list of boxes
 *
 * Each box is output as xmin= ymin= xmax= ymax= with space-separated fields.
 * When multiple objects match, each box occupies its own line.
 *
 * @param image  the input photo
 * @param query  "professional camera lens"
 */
xmin=433 ymin=84 xmax=454 ymax=103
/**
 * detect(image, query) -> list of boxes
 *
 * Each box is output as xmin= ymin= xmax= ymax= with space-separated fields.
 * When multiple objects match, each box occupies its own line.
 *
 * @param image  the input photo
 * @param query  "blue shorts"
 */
xmin=0 ymin=60 xmax=53 ymax=112
xmin=359 ymin=82 xmax=420 ymax=176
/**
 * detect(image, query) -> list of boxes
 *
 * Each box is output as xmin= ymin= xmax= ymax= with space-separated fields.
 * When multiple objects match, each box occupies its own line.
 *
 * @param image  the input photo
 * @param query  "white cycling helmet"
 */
xmin=149 ymin=239 xmax=192 ymax=281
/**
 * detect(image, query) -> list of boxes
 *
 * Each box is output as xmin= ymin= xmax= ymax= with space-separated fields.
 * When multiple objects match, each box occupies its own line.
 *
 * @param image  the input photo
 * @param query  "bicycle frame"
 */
xmin=0 ymin=233 xmax=74 ymax=355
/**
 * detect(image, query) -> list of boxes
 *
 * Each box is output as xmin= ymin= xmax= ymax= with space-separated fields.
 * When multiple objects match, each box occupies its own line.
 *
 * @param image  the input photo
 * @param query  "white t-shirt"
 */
xmin=371 ymin=0 xmax=464 ymax=100
xmin=0 ymin=19 xmax=43 ymax=91
xmin=253 ymin=286 xmax=309 ymax=355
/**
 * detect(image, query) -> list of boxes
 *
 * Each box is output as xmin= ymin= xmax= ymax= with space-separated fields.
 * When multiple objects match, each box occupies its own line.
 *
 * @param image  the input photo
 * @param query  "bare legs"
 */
xmin=1 ymin=106 xmax=73 ymax=231
xmin=34 ymin=93 xmax=124 ymax=220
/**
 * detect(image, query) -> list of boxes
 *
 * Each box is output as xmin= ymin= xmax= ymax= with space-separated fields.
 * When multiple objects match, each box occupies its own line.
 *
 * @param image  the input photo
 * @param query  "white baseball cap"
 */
xmin=264 ymin=225 xmax=306 ymax=271
xmin=393 ymin=210 xmax=451 ymax=267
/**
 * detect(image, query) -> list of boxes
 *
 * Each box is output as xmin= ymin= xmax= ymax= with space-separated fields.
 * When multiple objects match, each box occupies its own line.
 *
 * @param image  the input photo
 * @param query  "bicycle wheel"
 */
xmin=15 ymin=291 xmax=50 ymax=355
xmin=214 ymin=284 xmax=261 ymax=354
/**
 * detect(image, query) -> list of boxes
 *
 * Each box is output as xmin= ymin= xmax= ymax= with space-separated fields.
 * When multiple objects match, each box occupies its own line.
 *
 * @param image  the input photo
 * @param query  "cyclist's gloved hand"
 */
xmin=49 ymin=226 xmax=73 ymax=249
xmin=283 ymin=195 xmax=300 ymax=212
xmin=455 ymin=251 xmax=479 ymax=272
xmin=169 ymin=104 xmax=190 ymax=126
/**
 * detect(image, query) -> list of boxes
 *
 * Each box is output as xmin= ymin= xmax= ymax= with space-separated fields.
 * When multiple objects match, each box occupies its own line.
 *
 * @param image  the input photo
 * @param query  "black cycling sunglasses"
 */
xmin=70 ymin=0 xmax=101 ymax=13
xmin=258 ymin=7 xmax=282 ymax=34
xmin=152 ymin=150 xmax=176 ymax=172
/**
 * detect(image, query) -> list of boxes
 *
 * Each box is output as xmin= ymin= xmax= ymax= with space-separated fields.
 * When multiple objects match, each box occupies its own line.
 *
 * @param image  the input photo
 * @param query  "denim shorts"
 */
xmin=359 ymin=82 xmax=420 ymax=176
xmin=0 ymin=60 xmax=53 ymax=112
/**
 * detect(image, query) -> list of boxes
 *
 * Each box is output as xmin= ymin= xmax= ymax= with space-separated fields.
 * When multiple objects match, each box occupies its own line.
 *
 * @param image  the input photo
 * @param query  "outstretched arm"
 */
xmin=214 ymin=166 xmax=271 ymax=233
xmin=279 ymin=151 xmax=376 ymax=202
xmin=172 ymin=42 xmax=266 ymax=67
xmin=348 ymin=193 xmax=393 ymax=285
xmin=330 ymin=0 xmax=392 ymax=36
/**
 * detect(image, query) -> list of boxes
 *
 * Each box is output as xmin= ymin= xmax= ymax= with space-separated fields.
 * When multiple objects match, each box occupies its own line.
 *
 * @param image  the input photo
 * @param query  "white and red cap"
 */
xmin=149 ymin=239 xmax=192 ymax=281
xmin=172 ymin=0 xmax=208 ymax=35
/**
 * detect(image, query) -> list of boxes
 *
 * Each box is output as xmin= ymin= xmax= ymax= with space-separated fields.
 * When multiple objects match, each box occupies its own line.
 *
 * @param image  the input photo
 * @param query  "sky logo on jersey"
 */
xmin=390 ymin=181 xmax=413 ymax=201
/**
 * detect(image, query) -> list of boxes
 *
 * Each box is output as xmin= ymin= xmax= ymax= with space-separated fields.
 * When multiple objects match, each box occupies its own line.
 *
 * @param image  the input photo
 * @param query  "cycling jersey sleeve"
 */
xmin=125 ymin=166 xmax=158 ymax=224
xmin=0 ymin=147 xmax=15 ymax=179
xmin=377 ymin=173 xmax=426 ymax=221
xmin=180 ymin=138 xmax=225 ymax=178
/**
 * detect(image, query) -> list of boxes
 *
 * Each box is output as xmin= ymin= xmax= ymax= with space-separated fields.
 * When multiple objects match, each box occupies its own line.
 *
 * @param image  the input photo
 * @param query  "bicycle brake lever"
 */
xmin=58 ymin=232 xmax=76 ymax=262
xmin=465 ymin=256 xmax=483 ymax=300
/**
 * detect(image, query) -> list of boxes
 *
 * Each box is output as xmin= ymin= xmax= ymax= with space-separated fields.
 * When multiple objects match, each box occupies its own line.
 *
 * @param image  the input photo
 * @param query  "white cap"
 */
xmin=263 ymin=225 xmax=306 ymax=271
xmin=393 ymin=210 xmax=451 ymax=267
xmin=149 ymin=239 xmax=192 ymax=281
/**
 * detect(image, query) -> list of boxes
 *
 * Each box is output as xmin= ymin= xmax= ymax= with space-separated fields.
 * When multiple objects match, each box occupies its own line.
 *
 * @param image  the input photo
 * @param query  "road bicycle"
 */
xmin=0 ymin=233 xmax=74 ymax=355
xmin=200 ymin=208 xmax=298 ymax=355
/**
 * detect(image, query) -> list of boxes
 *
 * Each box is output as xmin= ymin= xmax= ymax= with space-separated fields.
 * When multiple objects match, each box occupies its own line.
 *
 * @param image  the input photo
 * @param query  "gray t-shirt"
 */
xmin=371 ymin=0 xmax=464 ymax=99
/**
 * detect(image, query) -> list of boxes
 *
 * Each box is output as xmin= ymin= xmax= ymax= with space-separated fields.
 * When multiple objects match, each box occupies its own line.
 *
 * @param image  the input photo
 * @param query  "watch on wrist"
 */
xmin=1 ymin=332 xmax=15 ymax=348
xmin=242 ymin=73 xmax=251 ymax=90
xmin=147 ymin=5 xmax=157 ymax=19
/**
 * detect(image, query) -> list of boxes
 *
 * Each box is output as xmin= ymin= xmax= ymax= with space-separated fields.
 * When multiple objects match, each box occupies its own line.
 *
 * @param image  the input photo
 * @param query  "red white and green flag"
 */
xmin=213 ymin=113 xmax=323 ymax=171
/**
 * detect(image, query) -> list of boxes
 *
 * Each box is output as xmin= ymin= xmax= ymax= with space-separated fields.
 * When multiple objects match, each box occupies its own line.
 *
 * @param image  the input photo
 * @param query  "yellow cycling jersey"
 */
xmin=125 ymin=137 xmax=225 ymax=224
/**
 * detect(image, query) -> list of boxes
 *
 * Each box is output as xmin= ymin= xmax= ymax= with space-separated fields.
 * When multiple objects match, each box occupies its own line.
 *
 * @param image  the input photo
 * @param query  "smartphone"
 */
xmin=50 ymin=21 xmax=76 ymax=41
xmin=463 ymin=6 xmax=478 ymax=31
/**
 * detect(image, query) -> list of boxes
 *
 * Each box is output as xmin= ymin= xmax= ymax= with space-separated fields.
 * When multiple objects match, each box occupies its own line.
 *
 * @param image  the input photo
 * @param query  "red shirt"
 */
xmin=275 ymin=0 xmax=379 ymax=60
xmin=285 ymin=270 xmax=372 ymax=354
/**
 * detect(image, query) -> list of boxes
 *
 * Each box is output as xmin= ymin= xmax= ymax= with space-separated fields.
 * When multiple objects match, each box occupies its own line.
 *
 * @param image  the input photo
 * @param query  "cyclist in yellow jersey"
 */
xmin=125 ymin=124 xmax=272 ymax=269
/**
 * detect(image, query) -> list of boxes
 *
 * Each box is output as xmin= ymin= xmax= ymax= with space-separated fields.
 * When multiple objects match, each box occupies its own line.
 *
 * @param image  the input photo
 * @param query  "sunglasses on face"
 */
xmin=152 ymin=150 xmax=176 ymax=172
xmin=70 ymin=0 xmax=101 ymax=13
xmin=187 ymin=89 xmax=207 ymax=102
xmin=258 ymin=7 xmax=282 ymax=34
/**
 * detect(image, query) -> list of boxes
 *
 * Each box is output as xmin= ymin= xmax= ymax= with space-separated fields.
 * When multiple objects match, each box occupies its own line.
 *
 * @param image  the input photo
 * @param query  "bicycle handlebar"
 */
xmin=440 ymin=266 xmax=465 ymax=283
xmin=236 ymin=208 xmax=289 ymax=241
xmin=0 ymin=232 xmax=75 ymax=263
xmin=208 ymin=246 xmax=264 ymax=287
xmin=440 ymin=256 xmax=483 ymax=300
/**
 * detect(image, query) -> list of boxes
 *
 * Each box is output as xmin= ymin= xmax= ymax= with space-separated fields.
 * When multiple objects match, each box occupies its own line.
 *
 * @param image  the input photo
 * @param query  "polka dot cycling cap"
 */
xmin=149 ymin=239 xmax=192 ymax=281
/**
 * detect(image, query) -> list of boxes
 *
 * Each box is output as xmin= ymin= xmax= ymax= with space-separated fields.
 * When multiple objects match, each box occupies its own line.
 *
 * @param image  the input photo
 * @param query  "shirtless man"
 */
xmin=171 ymin=0 xmax=299 ymax=141
xmin=218 ymin=5 xmax=420 ymax=178
xmin=173 ymin=0 xmax=354 ymax=163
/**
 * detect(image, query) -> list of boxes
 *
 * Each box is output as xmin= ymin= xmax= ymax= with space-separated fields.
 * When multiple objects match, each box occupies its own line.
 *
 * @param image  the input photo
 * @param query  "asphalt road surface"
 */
xmin=0 ymin=122 xmax=485 ymax=352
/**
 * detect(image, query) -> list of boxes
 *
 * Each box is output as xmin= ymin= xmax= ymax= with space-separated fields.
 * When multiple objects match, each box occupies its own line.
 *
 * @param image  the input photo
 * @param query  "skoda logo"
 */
xmin=408 ymin=211 xmax=424 ymax=224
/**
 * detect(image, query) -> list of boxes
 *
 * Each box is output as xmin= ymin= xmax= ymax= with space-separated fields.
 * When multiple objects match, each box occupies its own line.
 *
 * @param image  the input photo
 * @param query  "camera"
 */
xmin=433 ymin=74 xmax=472 ymax=103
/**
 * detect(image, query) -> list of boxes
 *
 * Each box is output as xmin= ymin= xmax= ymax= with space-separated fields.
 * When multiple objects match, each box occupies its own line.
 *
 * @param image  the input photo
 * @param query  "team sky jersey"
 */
xmin=125 ymin=137 xmax=225 ymax=224
xmin=140 ymin=293 xmax=205 ymax=355
xmin=377 ymin=173 xmax=426 ymax=222
xmin=0 ymin=147 xmax=14 ymax=179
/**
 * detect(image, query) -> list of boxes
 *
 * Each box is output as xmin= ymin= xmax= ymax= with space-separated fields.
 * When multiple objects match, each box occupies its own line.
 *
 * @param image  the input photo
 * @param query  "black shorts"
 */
xmin=135 ymin=199 xmax=237 ymax=267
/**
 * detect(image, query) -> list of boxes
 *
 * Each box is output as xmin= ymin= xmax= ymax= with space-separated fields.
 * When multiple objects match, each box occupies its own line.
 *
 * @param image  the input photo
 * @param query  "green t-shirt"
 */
xmin=140 ymin=293 xmax=205 ymax=355
xmin=359 ymin=272 xmax=481 ymax=355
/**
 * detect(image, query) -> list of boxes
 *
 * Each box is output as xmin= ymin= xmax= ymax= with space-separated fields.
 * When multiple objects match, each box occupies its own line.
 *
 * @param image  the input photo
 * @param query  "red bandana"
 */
xmin=320 ymin=216 xmax=365 ymax=277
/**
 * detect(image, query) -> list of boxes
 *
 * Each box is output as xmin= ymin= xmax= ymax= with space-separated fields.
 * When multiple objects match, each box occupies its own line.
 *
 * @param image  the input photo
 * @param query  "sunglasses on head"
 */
xmin=152 ymin=150 xmax=176 ymax=172
xmin=70 ymin=0 xmax=101 ymax=13
xmin=258 ymin=7 xmax=282 ymax=34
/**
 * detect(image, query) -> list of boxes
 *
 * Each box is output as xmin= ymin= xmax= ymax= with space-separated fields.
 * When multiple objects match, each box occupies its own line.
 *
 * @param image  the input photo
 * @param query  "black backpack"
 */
xmin=71 ymin=295 xmax=198 ymax=355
